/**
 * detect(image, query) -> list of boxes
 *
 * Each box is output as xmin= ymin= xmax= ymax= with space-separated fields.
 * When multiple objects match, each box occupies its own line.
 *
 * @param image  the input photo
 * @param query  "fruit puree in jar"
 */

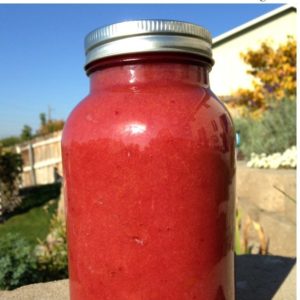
xmin=62 ymin=20 xmax=236 ymax=300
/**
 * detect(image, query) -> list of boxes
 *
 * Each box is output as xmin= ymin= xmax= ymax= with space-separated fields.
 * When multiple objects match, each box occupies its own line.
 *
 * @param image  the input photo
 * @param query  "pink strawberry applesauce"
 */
xmin=62 ymin=21 xmax=235 ymax=300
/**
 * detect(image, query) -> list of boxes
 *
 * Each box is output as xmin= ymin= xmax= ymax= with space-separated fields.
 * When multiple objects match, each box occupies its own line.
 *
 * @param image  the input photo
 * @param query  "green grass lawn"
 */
xmin=0 ymin=199 xmax=58 ymax=247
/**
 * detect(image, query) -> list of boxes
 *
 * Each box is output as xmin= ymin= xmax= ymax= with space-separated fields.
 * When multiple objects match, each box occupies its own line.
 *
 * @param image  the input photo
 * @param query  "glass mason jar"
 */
xmin=62 ymin=20 xmax=236 ymax=300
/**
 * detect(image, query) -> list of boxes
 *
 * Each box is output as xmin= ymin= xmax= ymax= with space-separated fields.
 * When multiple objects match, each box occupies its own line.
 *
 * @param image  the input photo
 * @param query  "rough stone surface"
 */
xmin=236 ymin=161 xmax=296 ymax=221
xmin=0 ymin=255 xmax=295 ymax=300
xmin=273 ymin=261 xmax=296 ymax=300
xmin=258 ymin=211 xmax=296 ymax=257
xmin=0 ymin=279 xmax=69 ymax=300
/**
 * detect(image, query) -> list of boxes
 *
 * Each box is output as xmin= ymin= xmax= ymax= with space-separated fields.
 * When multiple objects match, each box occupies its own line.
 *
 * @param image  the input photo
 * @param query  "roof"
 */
xmin=213 ymin=4 xmax=296 ymax=47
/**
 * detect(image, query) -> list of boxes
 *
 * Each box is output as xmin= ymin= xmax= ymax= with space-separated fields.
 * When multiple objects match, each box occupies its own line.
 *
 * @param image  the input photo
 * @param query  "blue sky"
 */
xmin=0 ymin=3 xmax=282 ymax=138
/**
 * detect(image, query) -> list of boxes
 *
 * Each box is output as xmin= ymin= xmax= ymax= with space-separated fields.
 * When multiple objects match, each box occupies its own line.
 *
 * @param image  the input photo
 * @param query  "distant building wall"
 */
xmin=210 ymin=6 xmax=297 ymax=98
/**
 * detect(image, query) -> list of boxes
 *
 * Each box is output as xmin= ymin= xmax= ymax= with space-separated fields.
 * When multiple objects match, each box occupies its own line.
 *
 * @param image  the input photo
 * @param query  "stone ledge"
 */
xmin=0 ymin=255 xmax=295 ymax=299
xmin=236 ymin=161 xmax=296 ymax=221
xmin=0 ymin=278 xmax=69 ymax=300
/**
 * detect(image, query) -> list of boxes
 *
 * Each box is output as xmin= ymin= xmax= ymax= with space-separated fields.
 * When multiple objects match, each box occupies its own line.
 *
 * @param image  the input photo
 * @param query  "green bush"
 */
xmin=259 ymin=99 xmax=296 ymax=154
xmin=234 ymin=98 xmax=296 ymax=158
xmin=35 ymin=215 xmax=68 ymax=281
xmin=18 ymin=183 xmax=61 ymax=212
xmin=0 ymin=151 xmax=23 ymax=214
xmin=0 ymin=136 xmax=21 ymax=148
xmin=0 ymin=214 xmax=68 ymax=290
xmin=0 ymin=233 xmax=38 ymax=290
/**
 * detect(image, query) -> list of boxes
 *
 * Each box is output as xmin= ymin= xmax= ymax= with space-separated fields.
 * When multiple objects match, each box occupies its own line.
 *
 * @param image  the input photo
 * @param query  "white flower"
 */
xmin=246 ymin=146 xmax=296 ymax=169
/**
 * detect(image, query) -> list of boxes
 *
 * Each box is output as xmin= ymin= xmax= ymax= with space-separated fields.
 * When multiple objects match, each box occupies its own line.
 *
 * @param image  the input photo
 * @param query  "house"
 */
xmin=210 ymin=4 xmax=297 ymax=98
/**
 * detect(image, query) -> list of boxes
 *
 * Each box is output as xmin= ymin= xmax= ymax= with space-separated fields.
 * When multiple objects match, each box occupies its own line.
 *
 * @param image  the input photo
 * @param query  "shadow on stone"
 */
xmin=236 ymin=254 xmax=296 ymax=300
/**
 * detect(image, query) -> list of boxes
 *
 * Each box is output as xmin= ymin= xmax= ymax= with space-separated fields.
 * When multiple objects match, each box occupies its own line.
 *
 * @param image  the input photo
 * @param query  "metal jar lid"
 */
xmin=84 ymin=20 xmax=213 ymax=67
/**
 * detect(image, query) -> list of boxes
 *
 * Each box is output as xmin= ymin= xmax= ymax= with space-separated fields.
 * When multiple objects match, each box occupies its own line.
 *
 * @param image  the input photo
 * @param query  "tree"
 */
xmin=231 ymin=36 xmax=296 ymax=118
xmin=20 ymin=125 xmax=33 ymax=141
xmin=39 ymin=113 xmax=47 ymax=127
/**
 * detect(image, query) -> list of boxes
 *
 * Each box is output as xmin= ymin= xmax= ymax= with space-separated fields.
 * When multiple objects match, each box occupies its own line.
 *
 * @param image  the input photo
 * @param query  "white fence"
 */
xmin=16 ymin=131 xmax=63 ymax=187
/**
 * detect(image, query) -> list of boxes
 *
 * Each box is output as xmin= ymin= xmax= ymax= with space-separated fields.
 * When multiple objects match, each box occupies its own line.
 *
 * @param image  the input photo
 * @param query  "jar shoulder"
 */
xmin=62 ymin=86 xmax=234 ymax=147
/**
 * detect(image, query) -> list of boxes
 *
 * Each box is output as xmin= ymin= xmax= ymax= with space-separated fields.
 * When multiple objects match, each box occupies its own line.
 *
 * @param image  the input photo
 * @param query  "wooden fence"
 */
xmin=15 ymin=131 xmax=63 ymax=187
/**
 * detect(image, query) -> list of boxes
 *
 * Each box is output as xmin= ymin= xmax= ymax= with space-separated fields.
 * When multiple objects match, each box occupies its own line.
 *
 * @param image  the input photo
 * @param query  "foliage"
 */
xmin=0 ymin=199 xmax=68 ymax=290
xmin=35 ymin=214 xmax=68 ymax=281
xmin=235 ymin=205 xmax=269 ymax=255
xmin=37 ymin=112 xmax=64 ymax=136
xmin=0 ymin=150 xmax=23 ymax=214
xmin=0 ymin=233 xmax=39 ymax=290
xmin=40 ymin=113 xmax=47 ymax=127
xmin=0 ymin=136 xmax=21 ymax=148
xmin=0 ymin=199 xmax=58 ymax=247
xmin=257 ymin=98 xmax=296 ymax=153
xmin=0 ymin=112 xmax=64 ymax=148
xmin=231 ymin=36 xmax=296 ymax=118
xmin=10 ymin=182 xmax=61 ymax=217
xmin=234 ymin=98 xmax=296 ymax=158
xmin=41 ymin=119 xmax=64 ymax=135
xmin=235 ymin=208 xmax=246 ymax=255
xmin=20 ymin=125 xmax=33 ymax=142
xmin=0 ymin=215 xmax=68 ymax=290
xmin=247 ymin=146 xmax=296 ymax=169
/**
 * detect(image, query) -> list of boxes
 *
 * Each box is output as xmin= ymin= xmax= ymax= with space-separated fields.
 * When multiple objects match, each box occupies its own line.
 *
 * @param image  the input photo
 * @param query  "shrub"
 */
xmin=0 ymin=151 xmax=23 ymax=215
xmin=234 ymin=98 xmax=296 ymax=158
xmin=0 ymin=214 xmax=68 ymax=290
xmin=15 ymin=183 xmax=61 ymax=215
xmin=0 ymin=233 xmax=38 ymax=290
xmin=0 ymin=136 xmax=21 ymax=148
xmin=2 ymin=182 xmax=61 ymax=220
xmin=235 ymin=206 xmax=269 ymax=255
xmin=35 ymin=215 xmax=68 ymax=281
xmin=258 ymin=99 xmax=296 ymax=154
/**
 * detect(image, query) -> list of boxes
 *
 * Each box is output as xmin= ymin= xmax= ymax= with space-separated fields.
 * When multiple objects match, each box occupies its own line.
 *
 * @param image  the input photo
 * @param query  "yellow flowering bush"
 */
xmin=230 ymin=36 xmax=296 ymax=118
